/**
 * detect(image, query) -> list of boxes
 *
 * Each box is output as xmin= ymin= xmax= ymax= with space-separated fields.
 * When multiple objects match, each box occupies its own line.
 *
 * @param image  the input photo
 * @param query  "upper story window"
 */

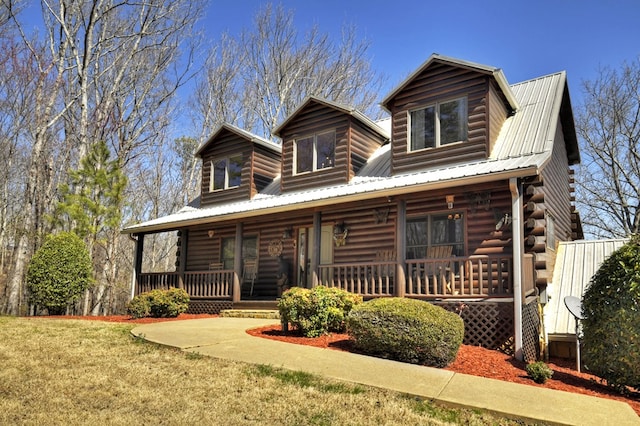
xmin=294 ymin=130 xmax=335 ymax=174
xmin=210 ymin=154 xmax=242 ymax=191
xmin=409 ymin=97 xmax=468 ymax=151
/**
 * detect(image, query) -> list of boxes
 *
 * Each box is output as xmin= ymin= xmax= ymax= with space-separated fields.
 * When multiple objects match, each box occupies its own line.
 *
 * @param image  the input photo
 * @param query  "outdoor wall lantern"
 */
xmin=446 ymin=195 xmax=455 ymax=210
xmin=333 ymin=222 xmax=348 ymax=247
xmin=282 ymin=227 xmax=293 ymax=240
xmin=208 ymin=230 xmax=215 ymax=238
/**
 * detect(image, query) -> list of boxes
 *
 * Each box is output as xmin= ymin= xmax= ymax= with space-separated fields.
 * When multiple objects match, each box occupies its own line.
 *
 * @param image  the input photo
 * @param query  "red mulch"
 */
xmin=36 ymin=315 xmax=640 ymax=416
xmin=246 ymin=324 xmax=640 ymax=416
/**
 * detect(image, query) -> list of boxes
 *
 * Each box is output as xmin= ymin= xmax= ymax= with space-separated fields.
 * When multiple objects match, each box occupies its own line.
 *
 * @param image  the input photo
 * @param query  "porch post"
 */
xmin=130 ymin=233 xmax=144 ymax=300
xmin=232 ymin=223 xmax=242 ymax=303
xmin=311 ymin=212 xmax=321 ymax=287
xmin=395 ymin=199 xmax=406 ymax=297
xmin=510 ymin=177 xmax=524 ymax=361
xmin=177 ymin=229 xmax=188 ymax=289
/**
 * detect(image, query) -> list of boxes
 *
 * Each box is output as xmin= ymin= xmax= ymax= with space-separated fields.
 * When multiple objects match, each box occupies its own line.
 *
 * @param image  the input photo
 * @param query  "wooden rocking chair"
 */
xmin=242 ymin=259 xmax=258 ymax=296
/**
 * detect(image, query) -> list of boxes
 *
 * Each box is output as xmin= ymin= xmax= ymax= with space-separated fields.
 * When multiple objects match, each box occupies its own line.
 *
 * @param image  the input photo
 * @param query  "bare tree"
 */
xmin=576 ymin=58 xmax=640 ymax=238
xmin=2 ymin=0 xmax=205 ymax=315
xmin=192 ymin=3 xmax=385 ymax=141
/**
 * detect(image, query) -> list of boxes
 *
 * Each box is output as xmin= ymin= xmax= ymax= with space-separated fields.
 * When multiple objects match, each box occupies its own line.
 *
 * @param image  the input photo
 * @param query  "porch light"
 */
xmin=282 ymin=227 xmax=293 ymax=240
xmin=208 ymin=230 xmax=215 ymax=238
xmin=446 ymin=195 xmax=455 ymax=209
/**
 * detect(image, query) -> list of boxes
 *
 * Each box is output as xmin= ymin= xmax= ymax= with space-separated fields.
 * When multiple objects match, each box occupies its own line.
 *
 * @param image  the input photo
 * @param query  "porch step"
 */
xmin=220 ymin=309 xmax=280 ymax=320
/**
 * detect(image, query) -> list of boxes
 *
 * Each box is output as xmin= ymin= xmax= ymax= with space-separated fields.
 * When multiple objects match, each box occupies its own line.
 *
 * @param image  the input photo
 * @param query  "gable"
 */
xmin=384 ymin=59 xmax=513 ymax=173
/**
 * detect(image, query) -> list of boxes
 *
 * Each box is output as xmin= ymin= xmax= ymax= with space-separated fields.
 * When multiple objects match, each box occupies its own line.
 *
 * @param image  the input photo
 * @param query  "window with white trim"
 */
xmin=210 ymin=154 xmax=242 ymax=191
xmin=294 ymin=131 xmax=335 ymax=174
xmin=409 ymin=97 xmax=468 ymax=151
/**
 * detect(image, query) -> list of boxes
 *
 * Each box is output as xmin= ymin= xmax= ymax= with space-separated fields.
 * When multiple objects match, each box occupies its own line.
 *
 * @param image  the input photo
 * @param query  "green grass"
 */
xmin=0 ymin=317 xmax=533 ymax=425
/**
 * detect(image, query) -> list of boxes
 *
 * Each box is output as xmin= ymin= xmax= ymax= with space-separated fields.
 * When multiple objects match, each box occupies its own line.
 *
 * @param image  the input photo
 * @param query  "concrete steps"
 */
xmin=220 ymin=309 xmax=280 ymax=320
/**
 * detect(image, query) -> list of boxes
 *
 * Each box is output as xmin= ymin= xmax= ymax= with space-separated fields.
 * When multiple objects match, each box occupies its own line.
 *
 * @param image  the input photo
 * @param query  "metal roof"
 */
xmin=381 ymin=54 xmax=519 ymax=113
xmin=195 ymin=123 xmax=281 ymax=157
xmin=123 ymin=71 xmax=572 ymax=234
xmin=272 ymin=96 xmax=390 ymax=141
xmin=545 ymin=239 xmax=628 ymax=340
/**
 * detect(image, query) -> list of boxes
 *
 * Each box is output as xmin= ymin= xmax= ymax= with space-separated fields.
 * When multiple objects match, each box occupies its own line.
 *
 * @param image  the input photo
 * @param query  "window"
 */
xmin=409 ymin=97 xmax=467 ymax=151
xmin=210 ymin=154 xmax=242 ymax=191
xmin=546 ymin=213 xmax=556 ymax=250
xmin=406 ymin=213 xmax=465 ymax=259
xmin=294 ymin=131 xmax=335 ymax=174
xmin=221 ymin=236 xmax=257 ymax=270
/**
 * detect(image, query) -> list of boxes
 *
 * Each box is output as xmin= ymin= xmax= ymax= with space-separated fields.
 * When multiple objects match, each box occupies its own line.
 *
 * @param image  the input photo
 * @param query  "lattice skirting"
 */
xmin=436 ymin=299 xmax=540 ymax=360
xmin=521 ymin=298 xmax=541 ymax=362
xmin=436 ymin=301 xmax=514 ymax=353
xmin=187 ymin=300 xmax=233 ymax=314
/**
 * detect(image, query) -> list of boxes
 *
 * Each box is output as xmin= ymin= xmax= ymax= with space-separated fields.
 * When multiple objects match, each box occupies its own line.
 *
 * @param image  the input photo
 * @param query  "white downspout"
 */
xmin=510 ymin=177 xmax=524 ymax=361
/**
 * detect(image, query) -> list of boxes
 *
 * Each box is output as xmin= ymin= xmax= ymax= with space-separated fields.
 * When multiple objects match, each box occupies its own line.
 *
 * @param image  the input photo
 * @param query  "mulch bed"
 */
xmin=246 ymin=324 xmax=640 ymax=416
xmin=36 ymin=314 xmax=640 ymax=416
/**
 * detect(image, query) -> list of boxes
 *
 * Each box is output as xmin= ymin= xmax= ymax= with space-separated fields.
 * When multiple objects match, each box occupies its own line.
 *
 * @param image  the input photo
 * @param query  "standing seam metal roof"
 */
xmin=123 ymin=71 xmax=571 ymax=234
xmin=545 ymin=239 xmax=628 ymax=339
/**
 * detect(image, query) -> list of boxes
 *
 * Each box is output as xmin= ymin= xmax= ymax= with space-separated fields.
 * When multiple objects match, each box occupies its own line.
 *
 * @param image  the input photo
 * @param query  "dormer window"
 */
xmin=294 ymin=130 xmax=335 ymax=174
xmin=409 ymin=97 xmax=468 ymax=151
xmin=210 ymin=154 xmax=242 ymax=191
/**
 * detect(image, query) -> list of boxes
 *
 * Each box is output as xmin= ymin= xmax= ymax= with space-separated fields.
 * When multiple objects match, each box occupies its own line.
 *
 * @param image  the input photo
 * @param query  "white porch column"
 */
xmin=311 ymin=212 xmax=321 ymax=287
xmin=130 ymin=233 xmax=144 ymax=300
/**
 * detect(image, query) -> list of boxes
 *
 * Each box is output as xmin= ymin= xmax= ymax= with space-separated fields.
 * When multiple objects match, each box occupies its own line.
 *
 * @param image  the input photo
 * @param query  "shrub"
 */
xmin=525 ymin=361 xmax=553 ymax=384
xmin=26 ymin=232 xmax=93 ymax=315
xmin=278 ymin=286 xmax=362 ymax=337
xmin=346 ymin=298 xmax=464 ymax=367
xmin=127 ymin=288 xmax=190 ymax=319
xmin=582 ymin=235 xmax=640 ymax=393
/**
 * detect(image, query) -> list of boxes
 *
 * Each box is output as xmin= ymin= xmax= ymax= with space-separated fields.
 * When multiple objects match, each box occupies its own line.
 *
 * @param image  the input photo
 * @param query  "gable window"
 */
xmin=211 ymin=154 xmax=242 ymax=191
xmin=294 ymin=131 xmax=335 ymax=174
xmin=406 ymin=213 xmax=465 ymax=259
xmin=409 ymin=97 xmax=468 ymax=151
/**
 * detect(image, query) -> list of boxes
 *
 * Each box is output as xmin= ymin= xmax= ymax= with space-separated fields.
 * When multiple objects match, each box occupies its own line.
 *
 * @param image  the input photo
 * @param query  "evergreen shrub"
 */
xmin=26 ymin=232 xmax=93 ymax=315
xmin=346 ymin=297 xmax=464 ymax=367
xmin=127 ymin=288 xmax=190 ymax=318
xmin=525 ymin=361 xmax=553 ymax=384
xmin=278 ymin=286 xmax=362 ymax=337
xmin=582 ymin=236 xmax=640 ymax=393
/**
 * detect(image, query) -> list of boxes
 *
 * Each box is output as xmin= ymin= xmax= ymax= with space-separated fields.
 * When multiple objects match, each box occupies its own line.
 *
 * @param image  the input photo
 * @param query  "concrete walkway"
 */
xmin=131 ymin=318 xmax=639 ymax=425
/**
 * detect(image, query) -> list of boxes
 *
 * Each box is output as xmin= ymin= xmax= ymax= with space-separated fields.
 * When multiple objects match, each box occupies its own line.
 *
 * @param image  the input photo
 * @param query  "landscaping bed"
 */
xmin=43 ymin=314 xmax=640 ymax=416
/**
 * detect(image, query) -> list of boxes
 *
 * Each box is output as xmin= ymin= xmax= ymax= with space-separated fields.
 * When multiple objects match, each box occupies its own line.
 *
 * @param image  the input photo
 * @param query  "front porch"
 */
xmin=136 ymin=253 xmax=535 ymax=303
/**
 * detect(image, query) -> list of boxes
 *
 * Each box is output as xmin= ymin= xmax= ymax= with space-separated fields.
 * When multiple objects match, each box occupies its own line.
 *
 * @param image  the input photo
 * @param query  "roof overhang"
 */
xmin=272 ymin=96 xmax=390 ymax=141
xmin=381 ymin=53 xmax=520 ymax=114
xmin=195 ymin=123 xmax=281 ymax=158
xmin=122 ymin=164 xmax=541 ymax=235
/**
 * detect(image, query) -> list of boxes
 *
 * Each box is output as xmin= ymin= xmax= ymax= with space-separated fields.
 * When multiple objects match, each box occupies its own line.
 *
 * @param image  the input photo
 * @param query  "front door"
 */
xmin=296 ymin=225 xmax=333 ymax=287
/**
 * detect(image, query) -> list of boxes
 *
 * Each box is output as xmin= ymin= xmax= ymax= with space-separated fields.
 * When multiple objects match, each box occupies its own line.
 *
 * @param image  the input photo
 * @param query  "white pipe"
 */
xmin=510 ymin=177 xmax=524 ymax=361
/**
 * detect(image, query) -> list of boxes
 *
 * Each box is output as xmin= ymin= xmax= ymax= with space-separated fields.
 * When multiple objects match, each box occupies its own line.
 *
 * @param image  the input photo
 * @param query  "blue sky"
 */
xmin=201 ymin=0 xmax=640 ymax=110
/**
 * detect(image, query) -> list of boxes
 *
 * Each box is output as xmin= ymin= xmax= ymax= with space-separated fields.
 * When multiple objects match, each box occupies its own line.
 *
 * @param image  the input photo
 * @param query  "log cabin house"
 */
xmin=123 ymin=54 xmax=581 ymax=361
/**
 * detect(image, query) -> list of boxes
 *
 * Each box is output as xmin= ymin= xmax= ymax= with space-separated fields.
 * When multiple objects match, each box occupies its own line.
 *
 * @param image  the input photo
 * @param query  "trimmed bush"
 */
xmin=525 ymin=361 xmax=553 ymax=384
xmin=582 ymin=236 xmax=640 ymax=393
xmin=346 ymin=298 xmax=464 ymax=367
xmin=278 ymin=286 xmax=363 ymax=337
xmin=127 ymin=288 xmax=190 ymax=319
xmin=26 ymin=232 xmax=93 ymax=315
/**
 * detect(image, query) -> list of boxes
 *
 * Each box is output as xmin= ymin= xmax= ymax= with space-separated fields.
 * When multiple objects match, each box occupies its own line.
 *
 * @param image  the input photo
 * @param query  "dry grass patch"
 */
xmin=0 ymin=317 xmax=530 ymax=425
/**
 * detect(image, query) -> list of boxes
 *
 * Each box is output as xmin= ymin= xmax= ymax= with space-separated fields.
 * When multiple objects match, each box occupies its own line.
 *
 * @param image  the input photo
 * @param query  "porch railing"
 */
xmin=405 ymin=255 xmax=512 ymax=298
xmin=137 ymin=270 xmax=235 ymax=299
xmin=317 ymin=261 xmax=396 ymax=297
xmin=137 ymin=254 xmax=527 ymax=301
